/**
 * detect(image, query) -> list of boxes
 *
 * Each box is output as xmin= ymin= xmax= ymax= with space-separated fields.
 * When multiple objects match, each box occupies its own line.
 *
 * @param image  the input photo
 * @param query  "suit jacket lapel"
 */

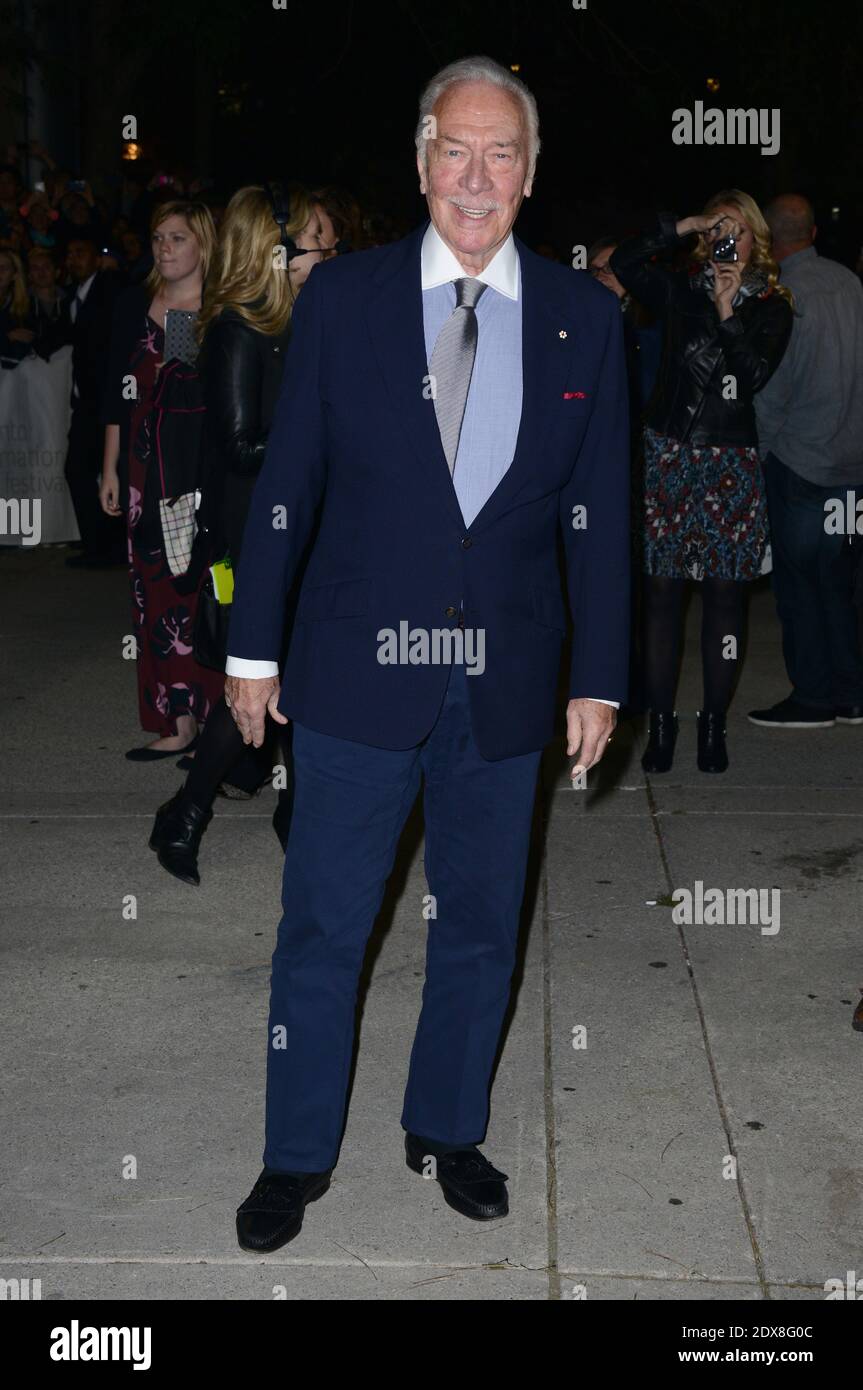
xmin=469 ymin=237 xmax=576 ymax=534
xmin=365 ymin=223 xmax=465 ymax=529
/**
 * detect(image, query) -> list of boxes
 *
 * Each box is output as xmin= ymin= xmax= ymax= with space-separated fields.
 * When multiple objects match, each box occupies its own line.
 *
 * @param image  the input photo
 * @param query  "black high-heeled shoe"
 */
xmin=149 ymin=786 xmax=213 ymax=886
xmin=641 ymin=710 xmax=678 ymax=773
xmin=697 ymin=710 xmax=728 ymax=773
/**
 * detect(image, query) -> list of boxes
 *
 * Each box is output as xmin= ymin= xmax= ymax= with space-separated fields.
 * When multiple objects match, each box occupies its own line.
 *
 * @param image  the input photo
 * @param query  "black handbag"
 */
xmin=193 ymin=572 xmax=232 ymax=670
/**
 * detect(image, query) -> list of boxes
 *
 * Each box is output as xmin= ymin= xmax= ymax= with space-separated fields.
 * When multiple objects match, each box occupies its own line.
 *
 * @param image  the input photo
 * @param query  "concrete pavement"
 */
xmin=1 ymin=545 xmax=861 ymax=1300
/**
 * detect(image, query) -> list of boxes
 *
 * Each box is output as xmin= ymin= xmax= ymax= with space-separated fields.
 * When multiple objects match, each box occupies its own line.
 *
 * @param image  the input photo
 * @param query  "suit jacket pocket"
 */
xmin=531 ymin=584 xmax=568 ymax=632
xmin=296 ymin=576 xmax=372 ymax=622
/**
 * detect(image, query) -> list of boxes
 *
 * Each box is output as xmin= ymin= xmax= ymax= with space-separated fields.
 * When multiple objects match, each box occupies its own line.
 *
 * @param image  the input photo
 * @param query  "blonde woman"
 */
xmin=0 ymin=249 xmax=35 ymax=367
xmin=149 ymin=183 xmax=325 ymax=884
xmin=100 ymin=201 xmax=222 ymax=759
xmin=610 ymin=190 xmax=793 ymax=773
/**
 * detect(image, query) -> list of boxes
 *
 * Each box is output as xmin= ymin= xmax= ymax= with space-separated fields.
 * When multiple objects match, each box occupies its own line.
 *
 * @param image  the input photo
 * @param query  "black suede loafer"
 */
xmin=236 ymin=1169 xmax=332 ymax=1253
xmin=405 ymin=1133 xmax=509 ymax=1220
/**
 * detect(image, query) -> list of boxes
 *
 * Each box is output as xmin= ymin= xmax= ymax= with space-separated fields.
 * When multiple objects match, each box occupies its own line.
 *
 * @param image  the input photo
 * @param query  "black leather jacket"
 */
xmin=198 ymin=307 xmax=291 ymax=566
xmin=609 ymin=212 xmax=793 ymax=448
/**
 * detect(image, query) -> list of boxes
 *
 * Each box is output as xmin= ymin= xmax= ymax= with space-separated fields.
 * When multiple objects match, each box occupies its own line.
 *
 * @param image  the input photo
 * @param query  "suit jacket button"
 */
xmin=461 ymin=536 xmax=472 ymax=549
xmin=445 ymin=606 xmax=457 ymax=618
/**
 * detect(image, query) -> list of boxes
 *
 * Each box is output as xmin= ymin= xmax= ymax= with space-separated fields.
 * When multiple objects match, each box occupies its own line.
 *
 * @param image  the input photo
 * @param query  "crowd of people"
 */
xmin=3 ymin=133 xmax=863 ymax=887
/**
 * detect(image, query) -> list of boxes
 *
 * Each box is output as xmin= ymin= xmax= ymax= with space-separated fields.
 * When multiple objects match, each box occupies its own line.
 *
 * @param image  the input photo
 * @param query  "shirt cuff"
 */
xmin=577 ymin=697 xmax=620 ymax=709
xmin=225 ymin=656 xmax=279 ymax=678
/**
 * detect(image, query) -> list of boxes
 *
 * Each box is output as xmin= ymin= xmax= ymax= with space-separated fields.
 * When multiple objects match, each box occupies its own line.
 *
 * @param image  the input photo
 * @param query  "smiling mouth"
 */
xmin=454 ymin=206 xmax=494 ymax=219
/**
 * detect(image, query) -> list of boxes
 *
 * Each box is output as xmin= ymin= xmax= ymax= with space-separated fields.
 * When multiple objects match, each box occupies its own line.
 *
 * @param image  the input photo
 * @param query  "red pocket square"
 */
xmin=563 ymin=391 xmax=588 ymax=399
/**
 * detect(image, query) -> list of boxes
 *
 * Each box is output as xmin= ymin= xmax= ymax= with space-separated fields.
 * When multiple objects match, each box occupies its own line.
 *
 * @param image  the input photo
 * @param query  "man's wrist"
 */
xmin=225 ymin=656 xmax=279 ymax=678
xmin=570 ymin=696 xmax=620 ymax=710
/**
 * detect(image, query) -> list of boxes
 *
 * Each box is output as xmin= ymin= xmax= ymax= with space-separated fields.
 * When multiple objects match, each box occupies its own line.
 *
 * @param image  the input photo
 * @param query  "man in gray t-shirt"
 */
xmin=750 ymin=194 xmax=863 ymax=729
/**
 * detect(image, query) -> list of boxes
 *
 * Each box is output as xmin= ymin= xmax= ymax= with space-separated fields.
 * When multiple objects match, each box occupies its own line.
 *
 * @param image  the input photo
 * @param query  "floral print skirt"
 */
xmin=642 ymin=426 xmax=770 ymax=581
xmin=127 ymin=493 xmax=224 ymax=737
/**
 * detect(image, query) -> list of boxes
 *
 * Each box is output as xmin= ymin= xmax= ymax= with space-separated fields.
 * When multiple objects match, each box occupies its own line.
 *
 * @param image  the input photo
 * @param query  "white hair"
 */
xmin=414 ymin=54 xmax=541 ymax=179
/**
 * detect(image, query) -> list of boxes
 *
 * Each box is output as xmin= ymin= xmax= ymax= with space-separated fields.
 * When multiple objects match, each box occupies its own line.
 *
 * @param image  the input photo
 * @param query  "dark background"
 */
xmin=3 ymin=0 xmax=861 ymax=260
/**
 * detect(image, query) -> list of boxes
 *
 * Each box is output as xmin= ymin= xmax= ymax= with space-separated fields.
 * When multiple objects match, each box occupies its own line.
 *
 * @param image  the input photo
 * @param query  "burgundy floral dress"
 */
xmin=125 ymin=315 xmax=224 ymax=736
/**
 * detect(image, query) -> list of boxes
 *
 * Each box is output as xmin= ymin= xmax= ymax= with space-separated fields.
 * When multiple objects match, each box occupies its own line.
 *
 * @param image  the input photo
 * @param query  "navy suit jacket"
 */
xmin=227 ymin=220 xmax=630 ymax=760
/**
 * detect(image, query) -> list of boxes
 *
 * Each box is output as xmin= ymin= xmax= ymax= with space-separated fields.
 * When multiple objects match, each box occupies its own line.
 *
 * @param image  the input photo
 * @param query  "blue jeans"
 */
xmin=261 ymin=661 xmax=542 ymax=1172
xmin=763 ymin=452 xmax=863 ymax=709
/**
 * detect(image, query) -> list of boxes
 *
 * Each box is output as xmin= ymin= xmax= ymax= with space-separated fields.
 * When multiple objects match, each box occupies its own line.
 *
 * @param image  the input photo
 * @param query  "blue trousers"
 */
xmin=262 ymin=661 xmax=542 ymax=1172
xmin=763 ymin=453 xmax=863 ymax=709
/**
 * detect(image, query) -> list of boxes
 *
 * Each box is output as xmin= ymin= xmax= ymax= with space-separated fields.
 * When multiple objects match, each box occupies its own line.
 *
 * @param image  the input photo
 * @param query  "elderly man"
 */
xmin=225 ymin=55 xmax=630 ymax=1251
xmin=750 ymin=194 xmax=863 ymax=729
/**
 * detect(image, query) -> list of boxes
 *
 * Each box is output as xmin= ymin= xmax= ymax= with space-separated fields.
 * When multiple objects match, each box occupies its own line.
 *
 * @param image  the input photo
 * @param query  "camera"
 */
xmin=713 ymin=232 xmax=738 ymax=262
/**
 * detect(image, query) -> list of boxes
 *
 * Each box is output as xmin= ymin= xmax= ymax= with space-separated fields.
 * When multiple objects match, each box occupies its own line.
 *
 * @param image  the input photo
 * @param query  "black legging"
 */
xmin=642 ymin=574 xmax=747 ymax=714
xmin=185 ymin=693 xmax=293 ymax=813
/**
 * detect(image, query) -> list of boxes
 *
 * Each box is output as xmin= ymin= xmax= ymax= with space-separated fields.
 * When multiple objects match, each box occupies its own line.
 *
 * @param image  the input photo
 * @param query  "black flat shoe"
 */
xmin=697 ymin=709 xmax=728 ymax=773
xmin=405 ymin=1133 xmax=509 ymax=1220
xmin=127 ymin=734 xmax=199 ymax=763
xmin=148 ymin=785 xmax=213 ymax=886
xmin=641 ymin=710 xmax=678 ymax=773
xmin=836 ymin=705 xmax=863 ymax=725
xmin=236 ymin=1169 xmax=332 ymax=1252
xmin=748 ymin=698 xmax=835 ymax=728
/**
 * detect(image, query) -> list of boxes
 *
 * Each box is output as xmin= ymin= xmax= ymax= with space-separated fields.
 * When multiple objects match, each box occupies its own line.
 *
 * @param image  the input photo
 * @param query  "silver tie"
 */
xmin=429 ymin=276 xmax=487 ymax=478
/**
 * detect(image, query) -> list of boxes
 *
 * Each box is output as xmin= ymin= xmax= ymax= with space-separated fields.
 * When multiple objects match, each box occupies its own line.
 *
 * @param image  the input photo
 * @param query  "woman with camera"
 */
xmin=147 ymin=183 xmax=326 ymax=885
xmin=610 ymin=190 xmax=793 ymax=773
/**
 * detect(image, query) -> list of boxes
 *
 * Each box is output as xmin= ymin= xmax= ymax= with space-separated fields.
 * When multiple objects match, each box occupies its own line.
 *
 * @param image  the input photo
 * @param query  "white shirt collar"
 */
xmin=421 ymin=220 xmax=519 ymax=300
xmin=76 ymin=272 xmax=97 ymax=301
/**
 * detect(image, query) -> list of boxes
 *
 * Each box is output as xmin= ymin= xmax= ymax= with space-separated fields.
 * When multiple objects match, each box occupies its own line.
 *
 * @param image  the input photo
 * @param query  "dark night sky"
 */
xmin=204 ymin=0 xmax=863 ymax=260
xmin=16 ymin=0 xmax=863 ymax=262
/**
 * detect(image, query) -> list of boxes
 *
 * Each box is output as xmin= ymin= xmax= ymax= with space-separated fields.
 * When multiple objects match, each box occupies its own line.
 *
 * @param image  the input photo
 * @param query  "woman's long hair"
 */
xmin=197 ymin=184 xmax=315 ymax=342
xmin=144 ymin=200 xmax=217 ymax=299
xmin=692 ymin=188 xmax=793 ymax=306
xmin=0 ymin=250 xmax=30 ymax=320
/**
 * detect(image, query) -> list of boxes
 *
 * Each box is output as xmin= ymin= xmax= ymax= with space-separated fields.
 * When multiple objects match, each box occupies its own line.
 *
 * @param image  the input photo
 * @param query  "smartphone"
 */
xmin=164 ymin=308 xmax=199 ymax=365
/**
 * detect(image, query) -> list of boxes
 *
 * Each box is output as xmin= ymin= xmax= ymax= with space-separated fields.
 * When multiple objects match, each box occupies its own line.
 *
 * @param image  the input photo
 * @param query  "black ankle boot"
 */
xmin=149 ymin=786 xmax=213 ymax=886
xmin=697 ymin=710 xmax=728 ymax=773
xmin=641 ymin=710 xmax=678 ymax=773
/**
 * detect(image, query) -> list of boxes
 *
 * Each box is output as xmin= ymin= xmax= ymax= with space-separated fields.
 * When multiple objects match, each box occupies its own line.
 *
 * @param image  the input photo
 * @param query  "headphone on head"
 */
xmin=264 ymin=180 xmax=351 ymax=259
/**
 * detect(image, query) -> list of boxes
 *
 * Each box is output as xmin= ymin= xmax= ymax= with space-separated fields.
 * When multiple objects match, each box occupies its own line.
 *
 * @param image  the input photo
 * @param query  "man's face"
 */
xmin=66 ymin=240 xmax=100 ymax=282
xmin=288 ymin=207 xmax=325 ymax=291
xmin=417 ymin=79 xmax=533 ymax=271
xmin=588 ymin=248 xmax=625 ymax=300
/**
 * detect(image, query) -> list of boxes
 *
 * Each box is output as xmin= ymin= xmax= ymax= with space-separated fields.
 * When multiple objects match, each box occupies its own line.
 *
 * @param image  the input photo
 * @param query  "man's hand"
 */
xmin=566 ymin=698 xmax=616 ymax=780
xmin=224 ymin=674 xmax=287 ymax=747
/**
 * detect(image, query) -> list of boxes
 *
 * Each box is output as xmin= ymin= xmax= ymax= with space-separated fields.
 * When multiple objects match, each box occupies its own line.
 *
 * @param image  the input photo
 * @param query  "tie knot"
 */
xmin=455 ymin=276 xmax=486 ymax=310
